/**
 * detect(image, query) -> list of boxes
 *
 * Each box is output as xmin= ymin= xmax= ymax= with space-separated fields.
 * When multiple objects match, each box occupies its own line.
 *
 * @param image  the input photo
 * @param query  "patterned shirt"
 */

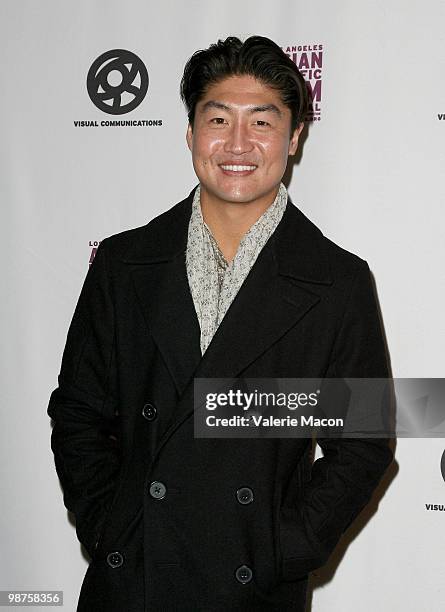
xmin=186 ymin=182 xmax=288 ymax=355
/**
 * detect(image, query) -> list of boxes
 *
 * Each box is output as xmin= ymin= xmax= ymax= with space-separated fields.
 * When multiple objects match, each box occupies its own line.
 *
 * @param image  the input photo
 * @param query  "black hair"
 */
xmin=180 ymin=35 xmax=308 ymax=135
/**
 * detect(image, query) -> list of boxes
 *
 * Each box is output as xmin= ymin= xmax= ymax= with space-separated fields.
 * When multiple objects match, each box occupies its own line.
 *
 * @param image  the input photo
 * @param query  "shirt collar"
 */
xmin=191 ymin=182 xmax=289 ymax=261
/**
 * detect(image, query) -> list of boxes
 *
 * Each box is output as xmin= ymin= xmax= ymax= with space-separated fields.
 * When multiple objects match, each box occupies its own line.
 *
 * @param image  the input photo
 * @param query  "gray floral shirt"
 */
xmin=186 ymin=182 xmax=288 ymax=355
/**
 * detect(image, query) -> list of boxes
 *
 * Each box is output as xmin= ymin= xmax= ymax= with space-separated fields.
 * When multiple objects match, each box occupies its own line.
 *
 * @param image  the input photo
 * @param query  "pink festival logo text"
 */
xmin=89 ymin=240 xmax=101 ymax=265
xmin=283 ymin=44 xmax=323 ymax=122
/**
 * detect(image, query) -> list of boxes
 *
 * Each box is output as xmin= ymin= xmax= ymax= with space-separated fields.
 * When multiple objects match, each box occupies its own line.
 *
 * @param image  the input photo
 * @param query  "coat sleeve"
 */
xmin=279 ymin=260 xmax=394 ymax=581
xmin=47 ymin=239 xmax=122 ymax=558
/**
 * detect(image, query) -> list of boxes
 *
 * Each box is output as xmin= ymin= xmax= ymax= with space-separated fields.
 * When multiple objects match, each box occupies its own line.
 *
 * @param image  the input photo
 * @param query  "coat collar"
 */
xmin=120 ymin=186 xmax=332 ymax=455
xmin=121 ymin=185 xmax=332 ymax=285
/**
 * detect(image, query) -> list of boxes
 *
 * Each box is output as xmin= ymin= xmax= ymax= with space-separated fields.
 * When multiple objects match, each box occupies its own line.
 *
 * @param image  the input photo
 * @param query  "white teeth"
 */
xmin=220 ymin=164 xmax=257 ymax=172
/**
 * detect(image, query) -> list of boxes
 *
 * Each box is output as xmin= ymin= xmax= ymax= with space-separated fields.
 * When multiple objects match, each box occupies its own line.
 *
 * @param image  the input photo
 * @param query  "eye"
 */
xmin=255 ymin=120 xmax=270 ymax=127
xmin=210 ymin=117 xmax=227 ymax=124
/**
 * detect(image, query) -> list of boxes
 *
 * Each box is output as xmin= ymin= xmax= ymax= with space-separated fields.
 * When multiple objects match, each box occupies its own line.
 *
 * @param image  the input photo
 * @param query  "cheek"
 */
xmin=194 ymin=138 xmax=224 ymax=166
xmin=260 ymin=139 xmax=290 ymax=166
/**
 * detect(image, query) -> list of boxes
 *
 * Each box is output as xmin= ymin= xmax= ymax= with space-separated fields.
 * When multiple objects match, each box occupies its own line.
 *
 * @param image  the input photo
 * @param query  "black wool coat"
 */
xmin=47 ymin=187 xmax=393 ymax=612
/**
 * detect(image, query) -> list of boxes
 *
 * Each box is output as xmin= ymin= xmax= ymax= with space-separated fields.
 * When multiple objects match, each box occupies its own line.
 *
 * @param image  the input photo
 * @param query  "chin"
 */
xmin=213 ymin=185 xmax=265 ymax=204
xmin=220 ymin=193 xmax=258 ymax=205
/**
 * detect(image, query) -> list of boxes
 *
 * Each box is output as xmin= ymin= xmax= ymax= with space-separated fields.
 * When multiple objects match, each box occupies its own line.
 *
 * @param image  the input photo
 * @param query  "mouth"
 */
xmin=218 ymin=163 xmax=258 ymax=176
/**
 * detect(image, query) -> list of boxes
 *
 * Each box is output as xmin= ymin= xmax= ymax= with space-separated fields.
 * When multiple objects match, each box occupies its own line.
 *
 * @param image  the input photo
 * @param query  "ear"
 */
xmin=288 ymin=122 xmax=304 ymax=156
xmin=186 ymin=123 xmax=193 ymax=151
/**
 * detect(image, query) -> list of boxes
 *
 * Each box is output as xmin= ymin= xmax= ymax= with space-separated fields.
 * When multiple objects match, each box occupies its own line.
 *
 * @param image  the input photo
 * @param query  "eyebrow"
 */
xmin=201 ymin=100 xmax=283 ymax=117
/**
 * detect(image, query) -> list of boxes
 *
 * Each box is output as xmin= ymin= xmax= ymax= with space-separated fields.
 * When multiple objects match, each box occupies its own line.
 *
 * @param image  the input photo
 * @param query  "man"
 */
xmin=48 ymin=36 xmax=393 ymax=611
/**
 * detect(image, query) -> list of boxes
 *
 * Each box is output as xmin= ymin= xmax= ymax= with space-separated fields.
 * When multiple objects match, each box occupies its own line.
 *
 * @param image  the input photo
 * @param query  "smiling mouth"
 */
xmin=219 ymin=164 xmax=258 ymax=174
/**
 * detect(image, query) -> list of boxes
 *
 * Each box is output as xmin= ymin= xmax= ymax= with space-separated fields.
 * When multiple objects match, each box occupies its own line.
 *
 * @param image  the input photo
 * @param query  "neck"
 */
xmin=199 ymin=185 xmax=281 ymax=262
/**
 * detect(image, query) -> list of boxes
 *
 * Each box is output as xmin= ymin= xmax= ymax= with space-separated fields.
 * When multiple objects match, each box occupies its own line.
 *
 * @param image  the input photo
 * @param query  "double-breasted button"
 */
xmin=236 ymin=486 xmax=254 ymax=505
xmin=142 ymin=402 xmax=157 ymax=421
xmin=149 ymin=481 xmax=167 ymax=499
xmin=106 ymin=551 xmax=124 ymax=568
xmin=235 ymin=564 xmax=253 ymax=584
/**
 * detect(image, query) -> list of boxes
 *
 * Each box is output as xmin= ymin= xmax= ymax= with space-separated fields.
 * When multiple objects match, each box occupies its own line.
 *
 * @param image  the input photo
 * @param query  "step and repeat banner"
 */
xmin=1 ymin=1 xmax=444 ymax=610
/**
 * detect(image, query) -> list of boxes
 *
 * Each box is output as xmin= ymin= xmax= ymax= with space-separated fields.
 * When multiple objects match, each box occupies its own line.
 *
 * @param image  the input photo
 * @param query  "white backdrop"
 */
xmin=1 ymin=1 xmax=444 ymax=610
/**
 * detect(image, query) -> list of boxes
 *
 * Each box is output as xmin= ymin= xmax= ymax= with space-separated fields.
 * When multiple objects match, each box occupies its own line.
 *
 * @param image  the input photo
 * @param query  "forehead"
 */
xmin=197 ymin=74 xmax=287 ymax=113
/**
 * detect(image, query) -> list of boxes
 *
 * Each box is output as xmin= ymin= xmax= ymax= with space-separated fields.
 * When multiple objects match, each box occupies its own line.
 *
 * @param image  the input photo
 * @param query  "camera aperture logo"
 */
xmin=441 ymin=449 xmax=445 ymax=483
xmin=87 ymin=49 xmax=148 ymax=115
xmin=74 ymin=49 xmax=162 ymax=128
xmin=424 ymin=449 xmax=445 ymax=513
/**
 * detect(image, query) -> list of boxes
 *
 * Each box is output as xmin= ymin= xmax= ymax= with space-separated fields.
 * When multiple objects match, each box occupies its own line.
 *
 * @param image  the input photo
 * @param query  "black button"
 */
xmin=142 ymin=402 xmax=157 ymax=421
xmin=236 ymin=487 xmax=254 ymax=505
xmin=106 ymin=551 xmax=124 ymax=568
xmin=235 ymin=564 xmax=253 ymax=584
xmin=149 ymin=481 xmax=167 ymax=499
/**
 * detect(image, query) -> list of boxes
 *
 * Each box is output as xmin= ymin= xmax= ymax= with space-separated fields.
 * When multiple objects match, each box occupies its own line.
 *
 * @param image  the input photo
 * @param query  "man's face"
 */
xmin=186 ymin=74 xmax=303 ymax=209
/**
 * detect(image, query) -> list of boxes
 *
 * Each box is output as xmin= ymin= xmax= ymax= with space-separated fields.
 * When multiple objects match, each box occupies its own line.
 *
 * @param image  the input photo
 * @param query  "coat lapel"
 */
xmin=121 ymin=186 xmax=333 ymax=441
xmin=193 ymin=238 xmax=322 ymax=379
xmin=121 ymin=189 xmax=202 ymax=396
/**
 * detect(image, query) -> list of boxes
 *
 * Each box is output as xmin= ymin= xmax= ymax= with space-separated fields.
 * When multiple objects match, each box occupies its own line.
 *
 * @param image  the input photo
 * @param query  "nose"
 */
xmin=223 ymin=120 xmax=254 ymax=155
